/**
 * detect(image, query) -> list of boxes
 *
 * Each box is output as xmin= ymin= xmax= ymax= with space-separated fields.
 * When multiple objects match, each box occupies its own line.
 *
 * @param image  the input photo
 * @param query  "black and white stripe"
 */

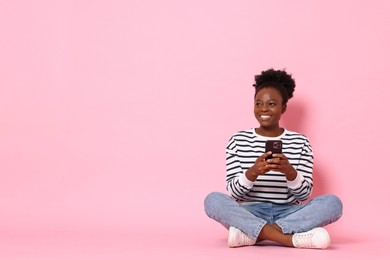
xmin=226 ymin=128 xmax=314 ymax=205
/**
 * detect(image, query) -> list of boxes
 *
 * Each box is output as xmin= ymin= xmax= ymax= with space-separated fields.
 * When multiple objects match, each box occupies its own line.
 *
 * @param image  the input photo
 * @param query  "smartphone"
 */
xmin=265 ymin=140 xmax=283 ymax=160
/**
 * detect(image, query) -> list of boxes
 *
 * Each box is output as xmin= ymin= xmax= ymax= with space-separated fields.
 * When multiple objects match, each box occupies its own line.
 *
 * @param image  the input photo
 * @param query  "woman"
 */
xmin=204 ymin=69 xmax=342 ymax=249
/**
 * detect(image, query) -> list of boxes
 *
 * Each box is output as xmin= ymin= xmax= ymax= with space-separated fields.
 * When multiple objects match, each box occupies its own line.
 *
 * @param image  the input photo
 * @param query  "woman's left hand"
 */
xmin=265 ymin=153 xmax=297 ymax=181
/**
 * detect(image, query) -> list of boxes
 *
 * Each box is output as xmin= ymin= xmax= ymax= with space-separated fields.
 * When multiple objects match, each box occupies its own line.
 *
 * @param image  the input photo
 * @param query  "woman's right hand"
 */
xmin=245 ymin=151 xmax=273 ymax=181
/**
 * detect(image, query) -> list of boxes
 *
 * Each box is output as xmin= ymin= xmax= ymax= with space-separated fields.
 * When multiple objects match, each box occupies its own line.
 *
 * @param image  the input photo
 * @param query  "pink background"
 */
xmin=1 ymin=0 xmax=389 ymax=259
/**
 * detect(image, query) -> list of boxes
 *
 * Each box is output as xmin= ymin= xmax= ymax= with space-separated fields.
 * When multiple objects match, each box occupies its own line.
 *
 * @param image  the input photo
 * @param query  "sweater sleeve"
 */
xmin=225 ymin=137 xmax=252 ymax=200
xmin=287 ymin=138 xmax=314 ymax=202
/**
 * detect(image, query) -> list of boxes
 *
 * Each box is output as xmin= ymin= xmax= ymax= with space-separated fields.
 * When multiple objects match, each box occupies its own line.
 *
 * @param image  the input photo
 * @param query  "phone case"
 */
xmin=265 ymin=140 xmax=283 ymax=160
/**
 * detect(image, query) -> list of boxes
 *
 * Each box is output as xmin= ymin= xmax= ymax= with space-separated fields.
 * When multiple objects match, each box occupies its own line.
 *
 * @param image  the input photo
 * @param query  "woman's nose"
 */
xmin=261 ymin=104 xmax=269 ymax=111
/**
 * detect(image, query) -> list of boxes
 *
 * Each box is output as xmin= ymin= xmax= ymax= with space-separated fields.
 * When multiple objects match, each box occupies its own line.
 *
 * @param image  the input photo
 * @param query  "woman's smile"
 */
xmin=259 ymin=115 xmax=271 ymax=120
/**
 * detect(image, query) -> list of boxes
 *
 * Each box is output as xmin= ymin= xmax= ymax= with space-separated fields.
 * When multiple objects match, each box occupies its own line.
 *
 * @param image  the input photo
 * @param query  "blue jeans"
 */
xmin=204 ymin=192 xmax=343 ymax=239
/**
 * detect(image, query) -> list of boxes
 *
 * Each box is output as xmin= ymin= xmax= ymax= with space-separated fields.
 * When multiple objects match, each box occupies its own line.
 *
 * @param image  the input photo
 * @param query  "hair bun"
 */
xmin=254 ymin=69 xmax=295 ymax=100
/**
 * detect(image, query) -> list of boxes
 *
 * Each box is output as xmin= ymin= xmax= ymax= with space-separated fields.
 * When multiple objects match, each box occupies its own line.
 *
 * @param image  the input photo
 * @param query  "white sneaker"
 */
xmin=228 ymin=226 xmax=256 ymax=248
xmin=292 ymin=227 xmax=330 ymax=249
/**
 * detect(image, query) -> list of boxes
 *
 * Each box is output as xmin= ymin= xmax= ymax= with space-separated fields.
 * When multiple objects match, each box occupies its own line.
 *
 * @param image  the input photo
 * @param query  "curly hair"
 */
xmin=253 ymin=69 xmax=296 ymax=105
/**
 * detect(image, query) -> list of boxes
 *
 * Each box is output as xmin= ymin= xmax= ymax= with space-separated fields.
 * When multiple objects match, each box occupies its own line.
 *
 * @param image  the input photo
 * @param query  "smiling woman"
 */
xmin=253 ymin=69 xmax=294 ymax=137
xmin=204 ymin=69 xmax=343 ymax=249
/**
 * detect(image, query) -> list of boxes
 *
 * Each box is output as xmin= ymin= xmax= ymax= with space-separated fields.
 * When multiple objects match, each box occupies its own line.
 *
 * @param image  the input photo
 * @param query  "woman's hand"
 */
xmin=245 ymin=151 xmax=273 ymax=181
xmin=246 ymin=152 xmax=298 ymax=182
xmin=266 ymin=153 xmax=297 ymax=181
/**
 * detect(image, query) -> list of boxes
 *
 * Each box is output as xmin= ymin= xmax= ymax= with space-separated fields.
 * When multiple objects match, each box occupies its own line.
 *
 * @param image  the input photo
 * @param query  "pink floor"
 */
xmin=1 ymin=224 xmax=389 ymax=260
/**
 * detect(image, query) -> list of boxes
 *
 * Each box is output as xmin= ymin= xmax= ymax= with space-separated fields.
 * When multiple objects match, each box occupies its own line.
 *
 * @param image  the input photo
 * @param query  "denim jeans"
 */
xmin=204 ymin=192 xmax=343 ymax=239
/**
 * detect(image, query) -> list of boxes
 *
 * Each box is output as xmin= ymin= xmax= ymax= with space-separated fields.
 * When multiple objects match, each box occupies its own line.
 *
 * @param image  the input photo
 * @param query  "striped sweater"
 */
xmin=226 ymin=128 xmax=314 ymax=205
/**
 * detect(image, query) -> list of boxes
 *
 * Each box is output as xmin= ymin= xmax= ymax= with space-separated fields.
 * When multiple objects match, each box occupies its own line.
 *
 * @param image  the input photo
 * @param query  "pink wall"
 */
xmin=1 ymin=0 xmax=389 ymax=249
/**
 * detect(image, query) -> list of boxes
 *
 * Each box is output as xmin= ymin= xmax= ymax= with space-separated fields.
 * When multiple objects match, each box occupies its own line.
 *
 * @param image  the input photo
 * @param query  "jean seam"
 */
xmin=275 ymin=220 xmax=289 ymax=234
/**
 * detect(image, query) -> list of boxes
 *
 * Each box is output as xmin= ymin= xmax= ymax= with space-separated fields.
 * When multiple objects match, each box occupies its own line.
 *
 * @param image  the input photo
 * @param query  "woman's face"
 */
xmin=254 ymin=87 xmax=286 ymax=130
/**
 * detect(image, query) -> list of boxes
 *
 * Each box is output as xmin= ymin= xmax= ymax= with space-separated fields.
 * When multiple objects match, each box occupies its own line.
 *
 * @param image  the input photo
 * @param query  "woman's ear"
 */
xmin=282 ymin=104 xmax=287 ymax=114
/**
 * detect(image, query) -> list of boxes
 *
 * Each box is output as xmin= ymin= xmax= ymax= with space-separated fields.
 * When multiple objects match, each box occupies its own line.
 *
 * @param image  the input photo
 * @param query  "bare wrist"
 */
xmin=246 ymin=168 xmax=258 ymax=182
xmin=285 ymin=168 xmax=297 ymax=181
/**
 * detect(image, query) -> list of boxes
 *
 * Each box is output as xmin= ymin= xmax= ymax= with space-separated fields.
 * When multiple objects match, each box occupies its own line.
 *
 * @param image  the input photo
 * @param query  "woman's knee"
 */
xmin=204 ymin=192 xmax=229 ymax=215
xmin=319 ymin=194 xmax=343 ymax=218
